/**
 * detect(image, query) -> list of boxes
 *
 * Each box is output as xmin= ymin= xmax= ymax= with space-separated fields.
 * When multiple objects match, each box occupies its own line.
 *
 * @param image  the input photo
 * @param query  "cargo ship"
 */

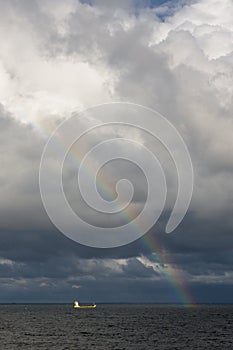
xmin=73 ymin=300 xmax=96 ymax=309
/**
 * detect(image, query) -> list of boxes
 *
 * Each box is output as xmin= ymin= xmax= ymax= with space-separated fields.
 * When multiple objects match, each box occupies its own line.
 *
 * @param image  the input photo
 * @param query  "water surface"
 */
xmin=0 ymin=304 xmax=232 ymax=349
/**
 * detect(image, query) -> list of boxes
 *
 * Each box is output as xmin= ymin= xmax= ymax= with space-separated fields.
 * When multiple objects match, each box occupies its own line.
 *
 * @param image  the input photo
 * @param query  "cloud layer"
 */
xmin=0 ymin=0 xmax=233 ymax=302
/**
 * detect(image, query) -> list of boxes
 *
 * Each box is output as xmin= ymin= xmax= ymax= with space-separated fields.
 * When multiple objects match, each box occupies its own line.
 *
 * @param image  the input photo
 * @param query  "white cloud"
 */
xmin=72 ymin=284 xmax=81 ymax=289
xmin=0 ymin=0 xmax=115 ymax=126
xmin=0 ymin=258 xmax=15 ymax=266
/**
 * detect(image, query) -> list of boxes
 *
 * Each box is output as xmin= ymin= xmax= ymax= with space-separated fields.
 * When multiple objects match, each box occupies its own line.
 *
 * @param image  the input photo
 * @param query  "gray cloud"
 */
xmin=0 ymin=0 xmax=232 ymax=302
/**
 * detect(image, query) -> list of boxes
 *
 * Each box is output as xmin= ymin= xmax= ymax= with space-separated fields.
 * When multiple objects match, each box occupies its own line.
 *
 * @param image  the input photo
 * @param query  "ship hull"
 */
xmin=73 ymin=305 xmax=96 ymax=309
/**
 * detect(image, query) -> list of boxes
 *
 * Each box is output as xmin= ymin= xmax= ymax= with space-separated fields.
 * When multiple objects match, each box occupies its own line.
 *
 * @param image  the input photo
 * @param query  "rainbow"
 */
xmin=73 ymin=146 xmax=194 ymax=306
xmin=39 ymin=120 xmax=194 ymax=306
xmin=142 ymin=234 xmax=194 ymax=306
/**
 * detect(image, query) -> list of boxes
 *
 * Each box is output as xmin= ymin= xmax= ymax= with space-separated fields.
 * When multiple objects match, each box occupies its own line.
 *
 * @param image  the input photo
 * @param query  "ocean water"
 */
xmin=0 ymin=304 xmax=232 ymax=349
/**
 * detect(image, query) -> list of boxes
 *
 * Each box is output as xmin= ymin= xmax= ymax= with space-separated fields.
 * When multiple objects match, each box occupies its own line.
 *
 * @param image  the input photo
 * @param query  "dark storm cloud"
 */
xmin=0 ymin=102 xmax=233 ymax=302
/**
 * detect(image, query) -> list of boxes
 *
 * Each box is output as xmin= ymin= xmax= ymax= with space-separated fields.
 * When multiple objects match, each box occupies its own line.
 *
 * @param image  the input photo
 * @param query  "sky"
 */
xmin=0 ymin=0 xmax=233 ymax=303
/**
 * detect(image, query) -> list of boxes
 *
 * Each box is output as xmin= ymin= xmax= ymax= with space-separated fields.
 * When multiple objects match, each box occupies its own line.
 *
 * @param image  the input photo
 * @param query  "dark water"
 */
xmin=0 ymin=304 xmax=232 ymax=349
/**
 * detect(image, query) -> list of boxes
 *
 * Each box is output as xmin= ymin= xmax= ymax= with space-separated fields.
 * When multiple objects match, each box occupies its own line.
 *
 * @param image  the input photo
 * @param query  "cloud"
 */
xmin=0 ymin=0 xmax=114 ymax=125
xmin=0 ymin=0 xmax=232 ymax=301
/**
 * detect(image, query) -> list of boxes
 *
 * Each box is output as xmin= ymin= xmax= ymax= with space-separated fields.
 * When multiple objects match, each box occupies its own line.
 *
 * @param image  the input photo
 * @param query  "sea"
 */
xmin=0 ymin=304 xmax=232 ymax=349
